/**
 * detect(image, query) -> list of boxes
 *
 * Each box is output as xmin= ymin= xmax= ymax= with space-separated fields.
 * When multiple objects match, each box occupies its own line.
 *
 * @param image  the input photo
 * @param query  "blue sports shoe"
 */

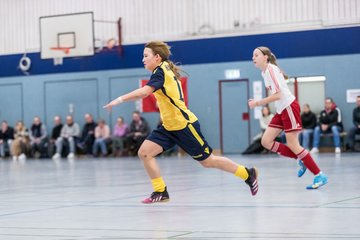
xmin=306 ymin=173 xmax=328 ymax=189
xmin=297 ymin=160 xmax=307 ymax=177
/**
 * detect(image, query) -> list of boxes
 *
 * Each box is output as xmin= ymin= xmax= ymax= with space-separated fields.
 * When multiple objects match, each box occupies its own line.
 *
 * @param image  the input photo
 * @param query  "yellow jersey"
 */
xmin=146 ymin=61 xmax=198 ymax=131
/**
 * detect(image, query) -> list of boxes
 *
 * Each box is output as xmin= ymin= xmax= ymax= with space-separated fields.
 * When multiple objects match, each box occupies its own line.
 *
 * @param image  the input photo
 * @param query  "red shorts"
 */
xmin=269 ymin=100 xmax=302 ymax=132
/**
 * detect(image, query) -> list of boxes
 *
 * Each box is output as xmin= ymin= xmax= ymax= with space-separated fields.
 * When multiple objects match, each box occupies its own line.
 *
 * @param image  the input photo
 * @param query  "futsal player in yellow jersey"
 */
xmin=104 ymin=41 xmax=258 ymax=203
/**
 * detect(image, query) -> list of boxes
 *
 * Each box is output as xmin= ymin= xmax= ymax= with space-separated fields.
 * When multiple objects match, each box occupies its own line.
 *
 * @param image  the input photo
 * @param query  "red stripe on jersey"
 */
xmin=268 ymin=65 xmax=280 ymax=92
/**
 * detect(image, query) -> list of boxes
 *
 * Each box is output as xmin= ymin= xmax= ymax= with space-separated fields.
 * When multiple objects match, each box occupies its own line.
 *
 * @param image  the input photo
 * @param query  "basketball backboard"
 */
xmin=40 ymin=12 xmax=94 ymax=59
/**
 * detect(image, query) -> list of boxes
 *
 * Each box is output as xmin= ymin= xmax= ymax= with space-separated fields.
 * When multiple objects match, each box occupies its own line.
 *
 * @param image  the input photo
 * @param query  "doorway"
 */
xmin=219 ymin=79 xmax=250 ymax=154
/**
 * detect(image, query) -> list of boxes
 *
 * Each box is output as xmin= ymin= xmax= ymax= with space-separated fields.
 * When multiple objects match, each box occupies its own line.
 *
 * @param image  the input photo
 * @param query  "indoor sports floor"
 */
xmin=0 ymin=153 xmax=359 ymax=239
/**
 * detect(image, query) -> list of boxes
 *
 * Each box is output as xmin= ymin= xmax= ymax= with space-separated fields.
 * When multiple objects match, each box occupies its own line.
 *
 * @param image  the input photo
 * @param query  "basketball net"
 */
xmin=50 ymin=47 xmax=70 ymax=66
xmin=53 ymin=57 xmax=63 ymax=65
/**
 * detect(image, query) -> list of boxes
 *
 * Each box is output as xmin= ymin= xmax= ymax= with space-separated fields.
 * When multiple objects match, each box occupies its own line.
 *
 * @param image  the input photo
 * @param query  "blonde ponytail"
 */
xmin=165 ymin=60 xmax=181 ymax=79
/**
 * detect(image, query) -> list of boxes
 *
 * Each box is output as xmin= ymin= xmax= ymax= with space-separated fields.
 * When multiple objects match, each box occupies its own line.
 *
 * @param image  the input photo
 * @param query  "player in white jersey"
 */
xmin=248 ymin=46 xmax=328 ymax=190
xmin=261 ymin=63 xmax=295 ymax=114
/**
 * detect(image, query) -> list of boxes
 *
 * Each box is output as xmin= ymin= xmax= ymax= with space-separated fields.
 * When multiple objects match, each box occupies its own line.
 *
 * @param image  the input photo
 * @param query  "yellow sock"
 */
xmin=151 ymin=177 xmax=166 ymax=192
xmin=234 ymin=165 xmax=249 ymax=180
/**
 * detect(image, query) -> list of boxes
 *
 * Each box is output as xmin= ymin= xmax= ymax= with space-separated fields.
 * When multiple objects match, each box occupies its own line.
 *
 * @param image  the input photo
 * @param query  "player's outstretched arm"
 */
xmin=103 ymin=85 xmax=154 ymax=111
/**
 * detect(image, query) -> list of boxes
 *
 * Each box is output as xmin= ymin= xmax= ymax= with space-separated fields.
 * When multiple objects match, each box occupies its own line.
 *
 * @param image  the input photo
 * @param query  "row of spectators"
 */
xmin=243 ymin=96 xmax=360 ymax=154
xmin=0 ymin=111 xmax=152 ymax=160
xmin=300 ymin=96 xmax=360 ymax=153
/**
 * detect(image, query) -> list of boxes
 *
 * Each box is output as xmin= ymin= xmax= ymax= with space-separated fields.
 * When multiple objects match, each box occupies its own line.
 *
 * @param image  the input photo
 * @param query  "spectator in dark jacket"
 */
xmin=29 ymin=116 xmax=48 ymax=158
xmin=347 ymin=95 xmax=360 ymax=151
xmin=48 ymin=115 xmax=63 ymax=157
xmin=299 ymin=104 xmax=317 ymax=150
xmin=125 ymin=111 xmax=150 ymax=156
xmin=77 ymin=113 xmax=97 ymax=154
xmin=311 ymin=97 xmax=341 ymax=154
xmin=0 ymin=121 xmax=14 ymax=158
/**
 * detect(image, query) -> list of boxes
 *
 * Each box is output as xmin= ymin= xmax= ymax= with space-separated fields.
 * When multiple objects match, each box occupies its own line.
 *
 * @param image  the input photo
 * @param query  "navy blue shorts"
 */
xmin=147 ymin=121 xmax=213 ymax=161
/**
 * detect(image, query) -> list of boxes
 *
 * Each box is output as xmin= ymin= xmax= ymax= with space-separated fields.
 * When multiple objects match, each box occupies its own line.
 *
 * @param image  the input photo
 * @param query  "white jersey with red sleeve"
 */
xmin=261 ymin=63 xmax=295 ymax=114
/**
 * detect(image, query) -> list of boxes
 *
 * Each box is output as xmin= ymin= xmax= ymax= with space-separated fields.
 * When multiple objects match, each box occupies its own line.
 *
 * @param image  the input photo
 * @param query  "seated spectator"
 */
xmin=258 ymin=106 xmax=274 ymax=137
xmin=52 ymin=115 xmax=80 ymax=160
xmin=111 ymin=117 xmax=129 ymax=157
xmin=125 ymin=111 xmax=150 ymax=156
xmin=93 ymin=119 xmax=111 ymax=157
xmin=242 ymin=106 xmax=273 ymax=154
xmin=11 ymin=121 xmax=30 ymax=161
xmin=347 ymin=95 xmax=360 ymax=151
xmin=0 ymin=120 xmax=14 ymax=158
xmin=29 ymin=116 xmax=48 ymax=158
xmin=48 ymin=115 xmax=63 ymax=157
xmin=299 ymin=104 xmax=317 ymax=150
xmin=311 ymin=97 xmax=342 ymax=154
xmin=335 ymin=104 xmax=344 ymax=133
xmin=77 ymin=113 xmax=97 ymax=154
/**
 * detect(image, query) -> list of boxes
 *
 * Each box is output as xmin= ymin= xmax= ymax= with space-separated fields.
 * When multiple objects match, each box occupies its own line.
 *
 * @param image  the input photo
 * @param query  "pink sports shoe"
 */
xmin=245 ymin=167 xmax=259 ymax=196
xmin=142 ymin=187 xmax=170 ymax=204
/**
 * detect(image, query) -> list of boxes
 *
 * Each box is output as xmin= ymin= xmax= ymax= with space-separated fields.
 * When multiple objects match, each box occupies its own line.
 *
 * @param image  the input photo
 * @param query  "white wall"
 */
xmin=1 ymin=0 xmax=359 ymax=55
